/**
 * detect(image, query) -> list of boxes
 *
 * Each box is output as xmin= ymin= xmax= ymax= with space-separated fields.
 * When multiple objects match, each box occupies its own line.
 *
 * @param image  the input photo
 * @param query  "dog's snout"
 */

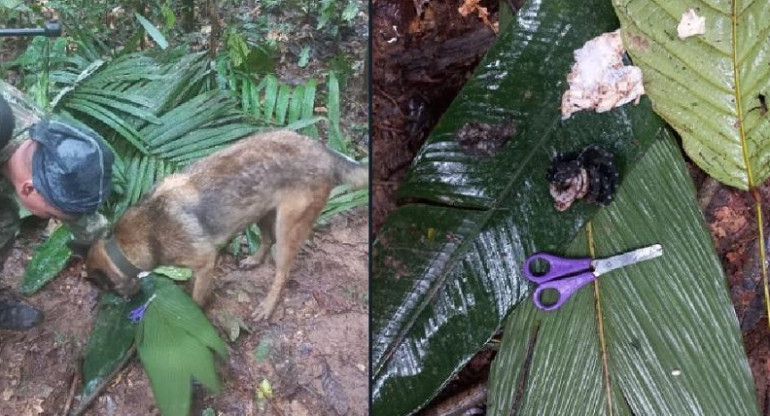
xmin=85 ymin=271 xmax=114 ymax=292
xmin=115 ymin=278 xmax=142 ymax=298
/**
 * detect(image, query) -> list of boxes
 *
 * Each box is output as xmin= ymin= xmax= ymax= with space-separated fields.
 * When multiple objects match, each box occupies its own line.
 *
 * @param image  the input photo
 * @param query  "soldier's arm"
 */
xmin=0 ymin=195 xmax=20 ymax=274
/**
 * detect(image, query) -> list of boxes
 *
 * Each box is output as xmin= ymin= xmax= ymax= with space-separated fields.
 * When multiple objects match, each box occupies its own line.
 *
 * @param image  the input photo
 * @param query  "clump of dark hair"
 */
xmin=546 ymin=145 xmax=619 ymax=211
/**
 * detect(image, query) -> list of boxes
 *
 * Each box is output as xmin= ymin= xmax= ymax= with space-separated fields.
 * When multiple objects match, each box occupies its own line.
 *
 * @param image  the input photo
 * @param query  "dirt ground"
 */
xmin=0 ymin=208 xmax=368 ymax=416
xmin=373 ymin=1 xmax=770 ymax=415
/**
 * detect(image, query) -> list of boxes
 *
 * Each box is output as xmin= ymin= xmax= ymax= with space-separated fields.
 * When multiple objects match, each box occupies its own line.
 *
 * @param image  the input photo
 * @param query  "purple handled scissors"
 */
xmin=523 ymin=244 xmax=663 ymax=311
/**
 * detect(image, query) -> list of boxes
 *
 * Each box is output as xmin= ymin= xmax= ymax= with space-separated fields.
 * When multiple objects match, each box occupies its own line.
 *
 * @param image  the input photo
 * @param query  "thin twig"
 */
xmin=61 ymin=370 xmax=79 ymax=416
xmin=266 ymin=396 xmax=285 ymax=416
xmin=420 ymin=382 xmax=488 ymax=416
xmin=697 ymin=176 xmax=721 ymax=211
xmin=69 ymin=346 xmax=137 ymax=416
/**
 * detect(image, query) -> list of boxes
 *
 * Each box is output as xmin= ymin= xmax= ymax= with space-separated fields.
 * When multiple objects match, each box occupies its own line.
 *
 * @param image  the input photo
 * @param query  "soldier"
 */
xmin=0 ymin=87 xmax=113 ymax=331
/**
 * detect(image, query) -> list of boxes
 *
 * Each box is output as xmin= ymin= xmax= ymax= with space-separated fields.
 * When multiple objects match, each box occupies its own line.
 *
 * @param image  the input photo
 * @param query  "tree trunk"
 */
xmin=182 ymin=0 xmax=195 ymax=33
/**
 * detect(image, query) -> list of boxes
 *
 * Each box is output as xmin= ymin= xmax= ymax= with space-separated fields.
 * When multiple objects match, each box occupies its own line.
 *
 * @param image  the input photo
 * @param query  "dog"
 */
xmin=84 ymin=130 xmax=367 ymax=320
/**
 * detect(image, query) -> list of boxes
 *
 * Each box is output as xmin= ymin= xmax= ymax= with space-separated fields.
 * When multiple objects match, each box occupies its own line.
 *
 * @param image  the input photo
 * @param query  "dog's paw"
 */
xmin=239 ymin=257 xmax=260 ymax=270
xmin=252 ymin=304 xmax=273 ymax=321
xmin=240 ymin=253 xmax=273 ymax=270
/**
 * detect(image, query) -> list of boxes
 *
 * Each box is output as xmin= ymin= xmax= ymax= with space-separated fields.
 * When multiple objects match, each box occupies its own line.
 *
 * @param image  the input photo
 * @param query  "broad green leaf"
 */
xmin=153 ymin=265 xmax=193 ymax=281
xmin=137 ymin=276 xmax=227 ymax=416
xmin=21 ymin=225 xmax=72 ymax=295
xmin=488 ymin=134 xmax=758 ymax=415
xmin=135 ymin=13 xmax=169 ymax=50
xmin=82 ymin=294 xmax=143 ymax=397
xmin=371 ymin=0 xmax=667 ymax=414
xmin=611 ymin=1 xmax=770 ymax=190
xmin=150 ymin=276 xmax=228 ymax=357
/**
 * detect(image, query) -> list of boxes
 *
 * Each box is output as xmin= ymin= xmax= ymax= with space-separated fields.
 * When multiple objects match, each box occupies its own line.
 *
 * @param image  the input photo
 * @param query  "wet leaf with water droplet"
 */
xmin=488 ymin=134 xmax=758 ymax=416
xmin=371 ymin=0 xmax=754 ymax=415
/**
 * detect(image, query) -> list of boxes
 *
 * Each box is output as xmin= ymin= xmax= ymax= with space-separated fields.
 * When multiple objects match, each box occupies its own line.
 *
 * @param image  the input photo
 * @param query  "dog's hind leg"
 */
xmin=240 ymin=210 xmax=276 ymax=269
xmin=253 ymin=187 xmax=330 ymax=321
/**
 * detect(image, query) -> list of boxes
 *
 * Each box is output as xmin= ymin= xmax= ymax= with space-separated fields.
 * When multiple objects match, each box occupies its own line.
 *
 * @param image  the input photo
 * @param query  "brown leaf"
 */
xmin=321 ymin=360 xmax=349 ymax=415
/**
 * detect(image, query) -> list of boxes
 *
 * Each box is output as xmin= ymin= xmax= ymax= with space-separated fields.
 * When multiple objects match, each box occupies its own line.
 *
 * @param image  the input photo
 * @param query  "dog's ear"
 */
xmin=67 ymin=240 xmax=91 ymax=259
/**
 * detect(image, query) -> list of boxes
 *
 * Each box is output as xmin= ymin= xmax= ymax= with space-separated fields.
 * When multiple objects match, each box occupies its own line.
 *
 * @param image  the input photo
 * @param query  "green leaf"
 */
xmin=161 ymin=3 xmax=176 ymax=28
xmin=284 ymin=116 xmax=324 ymax=132
xmin=253 ymin=337 xmax=272 ymax=363
xmin=263 ymin=75 xmax=279 ymax=122
xmin=135 ymin=13 xmax=169 ymax=50
xmin=20 ymin=225 xmax=72 ymax=295
xmin=342 ymin=1 xmax=359 ymax=21
xmin=275 ymin=83 xmax=292 ymax=125
xmin=298 ymin=45 xmax=311 ymax=68
xmin=320 ymin=186 xmax=367 ymax=224
xmin=327 ymin=71 xmax=346 ymax=152
xmin=488 ymin=134 xmax=758 ymax=415
xmin=371 ymin=0 xmax=668 ymax=414
xmin=150 ymin=276 xmax=228 ymax=358
xmin=611 ymin=1 xmax=769 ymax=190
xmin=153 ymin=265 xmax=193 ymax=281
xmin=137 ymin=276 xmax=228 ymax=416
xmin=287 ymin=84 xmax=305 ymax=124
xmin=301 ymin=79 xmax=318 ymax=137
xmin=82 ymin=294 xmax=141 ymax=397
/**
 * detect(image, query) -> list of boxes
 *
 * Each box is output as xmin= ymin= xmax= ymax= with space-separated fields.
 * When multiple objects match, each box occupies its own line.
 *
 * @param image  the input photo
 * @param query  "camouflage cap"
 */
xmin=30 ymin=119 xmax=114 ymax=216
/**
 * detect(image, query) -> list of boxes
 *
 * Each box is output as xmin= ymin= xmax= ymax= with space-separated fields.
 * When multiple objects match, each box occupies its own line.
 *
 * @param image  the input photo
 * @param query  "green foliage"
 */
xmin=153 ymin=265 xmax=193 ymax=282
xmin=49 ymin=51 xmax=259 ymax=217
xmin=316 ymin=0 xmax=360 ymax=35
xmin=298 ymin=45 xmax=311 ymax=68
xmin=253 ymin=338 xmax=273 ymax=363
xmin=137 ymin=276 xmax=228 ymax=416
xmin=20 ymin=225 xmax=72 ymax=295
xmin=134 ymin=13 xmax=169 ymax=50
xmin=82 ymin=293 xmax=143 ymax=397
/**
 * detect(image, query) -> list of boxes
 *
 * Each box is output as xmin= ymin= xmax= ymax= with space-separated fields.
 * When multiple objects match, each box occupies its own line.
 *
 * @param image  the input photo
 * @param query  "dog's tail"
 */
xmin=329 ymin=149 xmax=368 ymax=189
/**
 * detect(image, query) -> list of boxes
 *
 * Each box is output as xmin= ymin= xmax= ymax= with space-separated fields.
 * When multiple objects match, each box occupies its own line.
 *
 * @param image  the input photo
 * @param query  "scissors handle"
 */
xmin=523 ymin=253 xmax=592 ymax=283
xmin=532 ymin=271 xmax=596 ymax=311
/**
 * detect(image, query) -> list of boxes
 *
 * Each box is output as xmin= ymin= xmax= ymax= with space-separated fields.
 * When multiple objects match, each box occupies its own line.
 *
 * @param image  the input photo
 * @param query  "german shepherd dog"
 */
xmin=84 ymin=130 xmax=367 ymax=320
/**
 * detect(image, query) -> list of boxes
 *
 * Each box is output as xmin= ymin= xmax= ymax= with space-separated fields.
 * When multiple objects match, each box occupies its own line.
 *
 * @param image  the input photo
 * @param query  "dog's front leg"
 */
xmin=191 ymin=258 xmax=217 ymax=306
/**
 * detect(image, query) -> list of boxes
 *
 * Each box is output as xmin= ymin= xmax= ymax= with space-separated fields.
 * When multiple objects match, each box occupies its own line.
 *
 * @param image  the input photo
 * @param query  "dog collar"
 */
xmin=104 ymin=237 xmax=143 ymax=279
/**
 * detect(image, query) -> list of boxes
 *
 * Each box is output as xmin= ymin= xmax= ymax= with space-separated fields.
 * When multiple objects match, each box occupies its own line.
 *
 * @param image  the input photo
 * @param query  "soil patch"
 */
xmin=0 ymin=209 xmax=368 ymax=416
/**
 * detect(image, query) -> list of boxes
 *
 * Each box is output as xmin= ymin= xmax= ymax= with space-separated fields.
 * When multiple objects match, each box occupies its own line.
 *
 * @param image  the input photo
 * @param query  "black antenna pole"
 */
xmin=0 ymin=20 xmax=61 ymax=38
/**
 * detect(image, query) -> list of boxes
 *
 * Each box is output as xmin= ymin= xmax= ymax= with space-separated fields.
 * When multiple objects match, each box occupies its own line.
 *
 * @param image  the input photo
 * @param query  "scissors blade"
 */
xmin=591 ymin=244 xmax=663 ymax=276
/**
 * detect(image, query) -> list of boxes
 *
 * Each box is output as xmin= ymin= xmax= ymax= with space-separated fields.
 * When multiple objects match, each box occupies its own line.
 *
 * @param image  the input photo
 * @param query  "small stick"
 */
xmin=61 ymin=370 xmax=80 ymax=415
xmin=266 ymin=396 xmax=285 ymax=416
xmin=697 ymin=176 xmax=720 ymax=211
xmin=69 ymin=346 xmax=137 ymax=416
xmin=420 ymin=382 xmax=488 ymax=416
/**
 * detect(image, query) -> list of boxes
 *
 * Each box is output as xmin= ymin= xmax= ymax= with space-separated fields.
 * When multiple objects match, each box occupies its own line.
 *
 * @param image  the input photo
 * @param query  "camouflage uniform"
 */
xmin=0 ymin=81 xmax=108 ymax=276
